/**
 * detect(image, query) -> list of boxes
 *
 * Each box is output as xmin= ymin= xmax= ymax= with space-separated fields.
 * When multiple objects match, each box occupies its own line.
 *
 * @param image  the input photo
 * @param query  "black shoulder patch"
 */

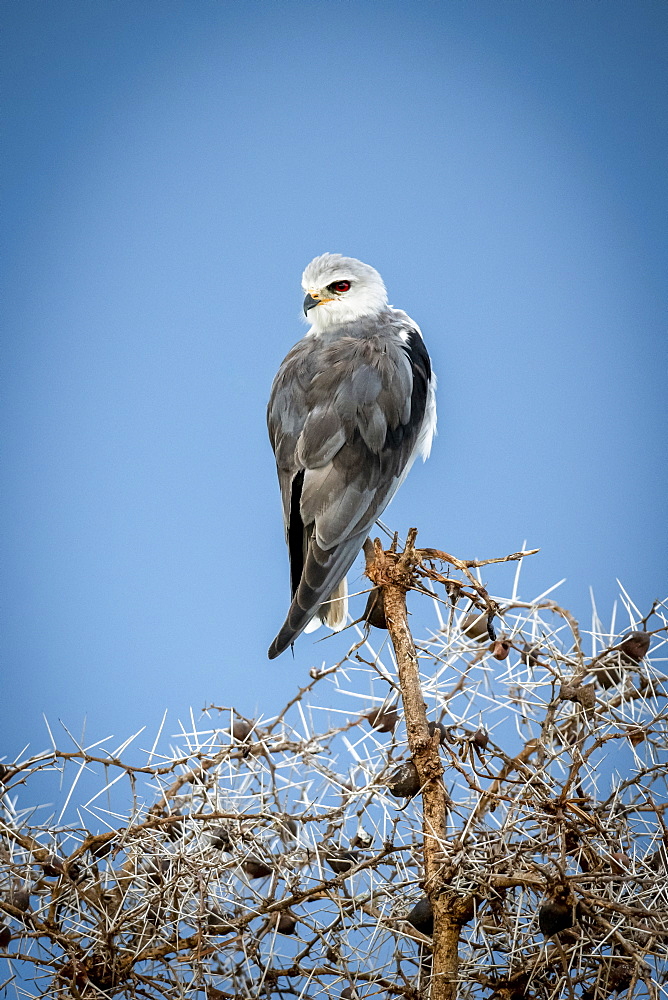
xmin=403 ymin=327 xmax=432 ymax=380
xmin=402 ymin=327 xmax=431 ymax=430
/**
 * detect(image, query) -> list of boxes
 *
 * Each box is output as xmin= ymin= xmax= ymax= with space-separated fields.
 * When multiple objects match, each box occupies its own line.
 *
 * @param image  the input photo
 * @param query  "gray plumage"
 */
xmin=267 ymin=254 xmax=436 ymax=659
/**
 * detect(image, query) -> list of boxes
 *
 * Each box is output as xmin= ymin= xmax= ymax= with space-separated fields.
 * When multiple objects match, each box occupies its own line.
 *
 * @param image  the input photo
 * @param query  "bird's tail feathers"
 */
xmin=319 ymin=575 xmax=348 ymax=630
xmin=268 ymin=538 xmax=361 ymax=659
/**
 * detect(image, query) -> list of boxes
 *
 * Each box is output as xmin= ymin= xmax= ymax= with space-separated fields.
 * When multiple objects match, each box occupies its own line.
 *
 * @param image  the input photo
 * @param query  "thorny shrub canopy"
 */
xmin=0 ymin=549 xmax=667 ymax=999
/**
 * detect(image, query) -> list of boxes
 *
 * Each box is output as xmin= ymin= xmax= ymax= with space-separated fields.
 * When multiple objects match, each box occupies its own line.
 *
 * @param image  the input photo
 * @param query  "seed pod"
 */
xmin=277 ymin=816 xmax=298 ymax=840
xmin=406 ymin=896 xmax=433 ymax=935
xmin=0 ymin=924 xmax=11 ymax=949
xmin=473 ymin=728 xmax=489 ymax=750
xmin=8 ymin=885 xmax=30 ymax=912
xmin=67 ymin=860 xmax=82 ymax=882
xmin=386 ymin=761 xmax=420 ymax=798
xmin=275 ymin=911 xmax=298 ymax=934
xmin=366 ymin=706 xmax=398 ymax=733
xmin=561 ymin=681 xmax=596 ymax=713
xmin=86 ymin=953 xmax=116 ymax=991
xmin=428 ymin=721 xmax=447 ymax=745
xmin=491 ymin=639 xmax=510 ymax=660
xmin=627 ymin=726 xmax=646 ymax=746
xmin=145 ymin=903 xmax=166 ymax=927
xmin=538 ymin=898 xmax=573 ymax=937
xmin=619 ymin=630 xmax=650 ymax=664
xmin=206 ymin=909 xmax=236 ymax=935
xmin=564 ymin=829 xmax=580 ymax=855
xmin=521 ymin=643 xmax=541 ymax=667
xmin=325 ymin=849 xmax=359 ymax=874
xmin=560 ymin=681 xmax=578 ymax=702
xmin=90 ymin=836 xmax=114 ymax=859
xmin=363 ymin=587 xmax=387 ymax=629
xmin=210 ymin=826 xmax=232 ymax=851
xmin=647 ymin=846 xmax=667 ymax=871
xmin=242 ymin=857 xmax=272 ymax=879
xmin=166 ymin=814 xmax=184 ymax=841
xmin=608 ymin=964 xmax=634 ymax=993
xmin=41 ymin=855 xmax=66 ymax=878
xmin=592 ymin=659 xmax=623 ymax=688
xmin=231 ymin=717 xmax=252 ymax=740
xmin=576 ymin=684 xmax=596 ymax=712
xmin=146 ymin=858 xmax=171 ymax=884
xmin=350 ymin=827 xmax=373 ymax=850
xmin=609 ymin=851 xmax=632 ymax=874
xmin=461 ymin=613 xmax=489 ymax=642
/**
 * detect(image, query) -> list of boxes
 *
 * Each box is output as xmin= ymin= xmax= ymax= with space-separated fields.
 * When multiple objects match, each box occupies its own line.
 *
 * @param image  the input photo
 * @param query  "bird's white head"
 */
xmin=301 ymin=253 xmax=388 ymax=331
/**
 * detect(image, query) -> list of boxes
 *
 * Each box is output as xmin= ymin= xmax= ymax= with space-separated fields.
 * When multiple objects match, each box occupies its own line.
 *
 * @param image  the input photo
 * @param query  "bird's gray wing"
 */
xmin=268 ymin=323 xmax=432 ymax=659
xmin=267 ymin=340 xmax=314 ymax=598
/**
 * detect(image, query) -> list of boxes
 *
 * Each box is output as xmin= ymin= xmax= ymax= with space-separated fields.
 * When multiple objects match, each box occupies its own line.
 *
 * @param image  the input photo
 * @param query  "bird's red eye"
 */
xmin=329 ymin=280 xmax=351 ymax=293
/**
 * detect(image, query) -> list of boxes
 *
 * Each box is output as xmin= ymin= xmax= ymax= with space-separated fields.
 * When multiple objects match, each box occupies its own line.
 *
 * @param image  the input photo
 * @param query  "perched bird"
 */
xmin=267 ymin=253 xmax=436 ymax=659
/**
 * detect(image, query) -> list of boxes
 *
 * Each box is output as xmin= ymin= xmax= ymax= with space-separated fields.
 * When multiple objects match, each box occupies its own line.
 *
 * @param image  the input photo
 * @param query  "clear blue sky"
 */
xmin=1 ymin=0 xmax=666 ymax=758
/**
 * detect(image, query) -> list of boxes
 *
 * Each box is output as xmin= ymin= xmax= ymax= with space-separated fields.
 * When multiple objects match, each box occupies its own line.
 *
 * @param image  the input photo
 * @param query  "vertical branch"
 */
xmin=369 ymin=529 xmax=461 ymax=1000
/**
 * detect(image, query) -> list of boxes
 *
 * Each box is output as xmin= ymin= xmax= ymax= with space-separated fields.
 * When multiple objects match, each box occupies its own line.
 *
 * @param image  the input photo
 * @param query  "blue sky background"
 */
xmin=1 ymin=0 xmax=666 ymax=761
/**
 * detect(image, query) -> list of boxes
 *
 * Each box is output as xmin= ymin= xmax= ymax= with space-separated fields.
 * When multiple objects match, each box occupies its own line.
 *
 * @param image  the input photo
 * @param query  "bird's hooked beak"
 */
xmin=303 ymin=290 xmax=334 ymax=315
xmin=303 ymin=292 xmax=319 ymax=315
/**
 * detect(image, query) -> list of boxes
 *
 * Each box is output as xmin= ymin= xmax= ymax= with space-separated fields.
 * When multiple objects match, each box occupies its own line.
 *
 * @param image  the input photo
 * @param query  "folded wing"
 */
xmin=267 ymin=322 xmax=433 ymax=659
